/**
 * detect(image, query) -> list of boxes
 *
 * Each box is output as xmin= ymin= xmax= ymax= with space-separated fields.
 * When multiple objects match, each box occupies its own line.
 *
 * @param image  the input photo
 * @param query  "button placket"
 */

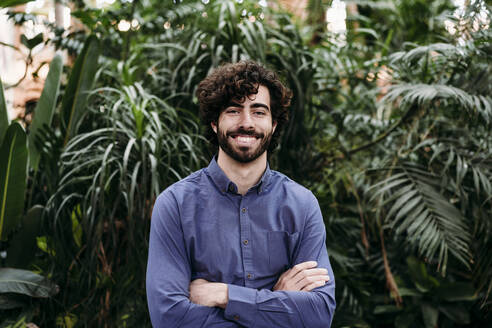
xmin=239 ymin=198 xmax=253 ymax=286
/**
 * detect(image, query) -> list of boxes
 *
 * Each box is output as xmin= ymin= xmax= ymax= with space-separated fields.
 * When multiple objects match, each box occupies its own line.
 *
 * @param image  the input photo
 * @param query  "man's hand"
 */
xmin=189 ymin=279 xmax=228 ymax=309
xmin=273 ymin=261 xmax=330 ymax=292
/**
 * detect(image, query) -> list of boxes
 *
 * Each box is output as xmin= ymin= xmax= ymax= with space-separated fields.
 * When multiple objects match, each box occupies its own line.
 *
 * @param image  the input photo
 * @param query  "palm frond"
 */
xmin=389 ymin=43 xmax=465 ymax=64
xmin=369 ymin=164 xmax=472 ymax=274
xmin=381 ymin=83 xmax=492 ymax=124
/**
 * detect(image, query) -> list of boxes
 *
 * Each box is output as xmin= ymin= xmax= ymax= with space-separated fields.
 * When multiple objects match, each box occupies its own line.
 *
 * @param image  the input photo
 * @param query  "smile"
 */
xmin=230 ymin=134 xmax=259 ymax=146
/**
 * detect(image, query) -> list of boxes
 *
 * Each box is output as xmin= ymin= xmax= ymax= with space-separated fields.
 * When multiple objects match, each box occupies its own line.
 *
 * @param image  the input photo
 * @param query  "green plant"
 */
xmin=2 ymin=1 xmax=490 ymax=326
xmin=0 ymin=34 xmax=101 ymax=326
xmin=0 ymin=0 xmax=33 ymax=9
xmin=0 ymin=72 xmax=59 ymax=326
xmin=43 ymin=77 xmax=206 ymax=325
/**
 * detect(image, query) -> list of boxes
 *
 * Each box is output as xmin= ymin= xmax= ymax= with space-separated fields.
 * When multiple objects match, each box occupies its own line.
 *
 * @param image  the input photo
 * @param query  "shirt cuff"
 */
xmin=224 ymin=284 xmax=257 ymax=327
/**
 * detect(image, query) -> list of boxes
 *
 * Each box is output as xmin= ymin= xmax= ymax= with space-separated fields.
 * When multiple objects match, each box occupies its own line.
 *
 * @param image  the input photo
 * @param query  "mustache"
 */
xmin=226 ymin=128 xmax=264 ymax=138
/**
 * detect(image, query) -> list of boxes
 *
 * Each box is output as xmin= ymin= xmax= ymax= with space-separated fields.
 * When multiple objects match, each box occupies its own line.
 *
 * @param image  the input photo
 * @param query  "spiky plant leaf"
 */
xmin=0 ymin=123 xmax=27 ymax=241
xmin=28 ymin=53 xmax=63 ymax=171
xmin=370 ymin=164 xmax=471 ymax=273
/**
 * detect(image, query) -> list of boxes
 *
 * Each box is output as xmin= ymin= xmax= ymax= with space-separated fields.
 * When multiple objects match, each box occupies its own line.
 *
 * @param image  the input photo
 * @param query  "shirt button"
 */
xmin=243 ymin=240 xmax=248 ymax=245
xmin=233 ymin=315 xmax=240 ymax=320
xmin=241 ymin=208 xmax=246 ymax=213
xmin=247 ymin=273 xmax=252 ymax=279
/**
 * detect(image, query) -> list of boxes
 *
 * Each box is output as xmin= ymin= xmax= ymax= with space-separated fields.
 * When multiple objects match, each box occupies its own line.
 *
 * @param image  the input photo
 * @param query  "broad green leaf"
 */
xmin=0 ymin=0 xmax=33 ymax=8
xmin=439 ymin=304 xmax=471 ymax=324
xmin=373 ymin=305 xmax=401 ymax=314
xmin=20 ymin=32 xmax=43 ymax=50
xmin=421 ymin=303 xmax=438 ymax=328
xmin=6 ymin=205 xmax=43 ymax=268
xmin=28 ymin=53 xmax=63 ymax=171
xmin=406 ymin=256 xmax=438 ymax=293
xmin=61 ymin=35 xmax=100 ymax=145
xmin=397 ymin=287 xmax=421 ymax=297
xmin=0 ymin=122 xmax=27 ymax=241
xmin=435 ymin=282 xmax=476 ymax=302
xmin=0 ymin=268 xmax=58 ymax=298
xmin=0 ymin=78 xmax=8 ymax=145
xmin=395 ymin=312 xmax=417 ymax=328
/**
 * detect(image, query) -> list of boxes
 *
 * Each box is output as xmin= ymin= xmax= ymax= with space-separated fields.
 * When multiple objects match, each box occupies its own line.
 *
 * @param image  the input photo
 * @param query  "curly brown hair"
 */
xmin=196 ymin=60 xmax=292 ymax=152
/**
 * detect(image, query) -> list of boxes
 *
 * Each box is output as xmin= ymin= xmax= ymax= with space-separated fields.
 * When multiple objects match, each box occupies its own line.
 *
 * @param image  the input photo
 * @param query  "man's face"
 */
xmin=212 ymin=85 xmax=277 ymax=163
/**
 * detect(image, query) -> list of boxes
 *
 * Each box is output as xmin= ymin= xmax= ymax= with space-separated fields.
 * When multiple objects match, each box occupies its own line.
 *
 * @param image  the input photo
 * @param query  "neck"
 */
xmin=216 ymin=149 xmax=267 ymax=195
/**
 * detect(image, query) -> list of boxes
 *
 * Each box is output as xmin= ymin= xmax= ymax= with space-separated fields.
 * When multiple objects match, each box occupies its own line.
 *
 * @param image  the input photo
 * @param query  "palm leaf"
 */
xmin=0 ymin=123 xmax=28 ymax=241
xmin=61 ymin=35 xmax=100 ymax=145
xmin=389 ymin=43 xmax=462 ymax=64
xmin=381 ymin=83 xmax=491 ymax=123
xmin=28 ymin=53 xmax=63 ymax=171
xmin=370 ymin=164 xmax=471 ymax=274
xmin=0 ymin=268 xmax=58 ymax=298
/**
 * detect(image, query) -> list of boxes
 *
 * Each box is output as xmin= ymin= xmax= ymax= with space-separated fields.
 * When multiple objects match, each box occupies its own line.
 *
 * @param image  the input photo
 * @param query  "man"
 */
xmin=146 ymin=61 xmax=336 ymax=327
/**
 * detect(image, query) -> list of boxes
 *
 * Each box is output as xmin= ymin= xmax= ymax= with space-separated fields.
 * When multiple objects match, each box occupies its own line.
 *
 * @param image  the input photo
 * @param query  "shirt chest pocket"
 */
xmin=265 ymin=231 xmax=300 ymax=275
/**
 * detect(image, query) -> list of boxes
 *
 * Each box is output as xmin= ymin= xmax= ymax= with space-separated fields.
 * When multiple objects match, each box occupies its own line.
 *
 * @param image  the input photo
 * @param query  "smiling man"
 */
xmin=213 ymin=84 xmax=273 ymax=166
xmin=146 ymin=61 xmax=336 ymax=327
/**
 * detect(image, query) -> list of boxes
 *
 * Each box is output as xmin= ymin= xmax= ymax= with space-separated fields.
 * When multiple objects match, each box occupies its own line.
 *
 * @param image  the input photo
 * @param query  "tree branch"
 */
xmin=5 ymin=60 xmax=29 ymax=90
xmin=0 ymin=41 xmax=21 ymax=52
xmin=346 ymin=104 xmax=417 ymax=156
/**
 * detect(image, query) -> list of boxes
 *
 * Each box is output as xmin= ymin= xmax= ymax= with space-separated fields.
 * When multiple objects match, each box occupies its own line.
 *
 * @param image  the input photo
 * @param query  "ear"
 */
xmin=272 ymin=120 xmax=277 ymax=134
xmin=211 ymin=121 xmax=217 ymax=134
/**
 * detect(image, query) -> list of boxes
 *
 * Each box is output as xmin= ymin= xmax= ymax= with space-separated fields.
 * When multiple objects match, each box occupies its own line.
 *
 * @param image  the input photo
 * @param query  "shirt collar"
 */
xmin=205 ymin=156 xmax=272 ymax=194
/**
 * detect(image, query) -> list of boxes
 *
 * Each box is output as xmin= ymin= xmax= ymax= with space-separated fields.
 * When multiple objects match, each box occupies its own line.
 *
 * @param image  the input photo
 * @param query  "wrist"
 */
xmin=216 ymin=283 xmax=228 ymax=309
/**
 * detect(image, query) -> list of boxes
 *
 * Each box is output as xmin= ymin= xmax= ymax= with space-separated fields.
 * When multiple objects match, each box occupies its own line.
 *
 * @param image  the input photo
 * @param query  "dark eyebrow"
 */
xmin=251 ymin=103 xmax=270 ymax=111
xmin=225 ymin=101 xmax=270 ymax=111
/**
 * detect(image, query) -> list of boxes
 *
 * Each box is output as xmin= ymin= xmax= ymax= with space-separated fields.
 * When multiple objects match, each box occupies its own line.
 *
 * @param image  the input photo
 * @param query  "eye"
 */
xmin=254 ymin=110 xmax=266 ymax=116
xmin=225 ymin=108 xmax=239 ymax=114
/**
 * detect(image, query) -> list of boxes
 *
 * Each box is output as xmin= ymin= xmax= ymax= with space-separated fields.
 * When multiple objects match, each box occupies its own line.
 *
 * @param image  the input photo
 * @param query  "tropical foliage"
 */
xmin=0 ymin=0 xmax=490 ymax=327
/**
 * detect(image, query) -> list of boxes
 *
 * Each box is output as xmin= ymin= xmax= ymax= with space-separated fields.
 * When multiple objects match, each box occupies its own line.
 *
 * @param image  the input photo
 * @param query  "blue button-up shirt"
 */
xmin=146 ymin=158 xmax=336 ymax=327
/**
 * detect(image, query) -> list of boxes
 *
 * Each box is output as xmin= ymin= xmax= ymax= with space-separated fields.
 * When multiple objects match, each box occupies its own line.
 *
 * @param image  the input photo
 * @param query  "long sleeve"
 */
xmin=146 ymin=192 xmax=240 ymax=328
xmin=223 ymin=195 xmax=336 ymax=328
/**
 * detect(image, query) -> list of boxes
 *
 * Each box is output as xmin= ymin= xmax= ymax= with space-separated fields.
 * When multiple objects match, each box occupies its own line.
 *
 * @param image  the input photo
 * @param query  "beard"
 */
xmin=216 ymin=125 xmax=273 ymax=163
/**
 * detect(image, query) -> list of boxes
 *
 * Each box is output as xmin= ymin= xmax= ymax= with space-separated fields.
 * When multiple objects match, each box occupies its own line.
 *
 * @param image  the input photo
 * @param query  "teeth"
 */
xmin=237 ymin=136 xmax=255 ymax=143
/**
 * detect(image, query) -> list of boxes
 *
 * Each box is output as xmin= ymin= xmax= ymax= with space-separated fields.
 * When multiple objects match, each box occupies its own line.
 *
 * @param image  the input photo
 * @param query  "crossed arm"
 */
xmin=146 ymin=193 xmax=336 ymax=327
xmin=189 ymin=260 xmax=330 ymax=308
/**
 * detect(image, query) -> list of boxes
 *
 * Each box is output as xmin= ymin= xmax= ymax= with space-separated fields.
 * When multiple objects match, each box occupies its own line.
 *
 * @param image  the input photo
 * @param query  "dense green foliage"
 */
xmin=0 ymin=0 xmax=490 ymax=327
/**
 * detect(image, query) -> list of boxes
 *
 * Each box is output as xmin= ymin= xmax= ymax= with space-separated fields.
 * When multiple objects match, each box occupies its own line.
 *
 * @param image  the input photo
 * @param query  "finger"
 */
xmin=190 ymin=279 xmax=208 ymax=286
xmin=293 ymin=268 xmax=328 ymax=284
xmin=296 ymin=274 xmax=330 ymax=289
xmin=300 ymin=279 xmax=329 ymax=292
xmin=285 ymin=261 xmax=318 ymax=280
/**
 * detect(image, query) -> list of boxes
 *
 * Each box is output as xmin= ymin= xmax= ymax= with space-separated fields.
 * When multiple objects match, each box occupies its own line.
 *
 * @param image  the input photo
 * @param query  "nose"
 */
xmin=239 ymin=110 xmax=254 ymax=129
